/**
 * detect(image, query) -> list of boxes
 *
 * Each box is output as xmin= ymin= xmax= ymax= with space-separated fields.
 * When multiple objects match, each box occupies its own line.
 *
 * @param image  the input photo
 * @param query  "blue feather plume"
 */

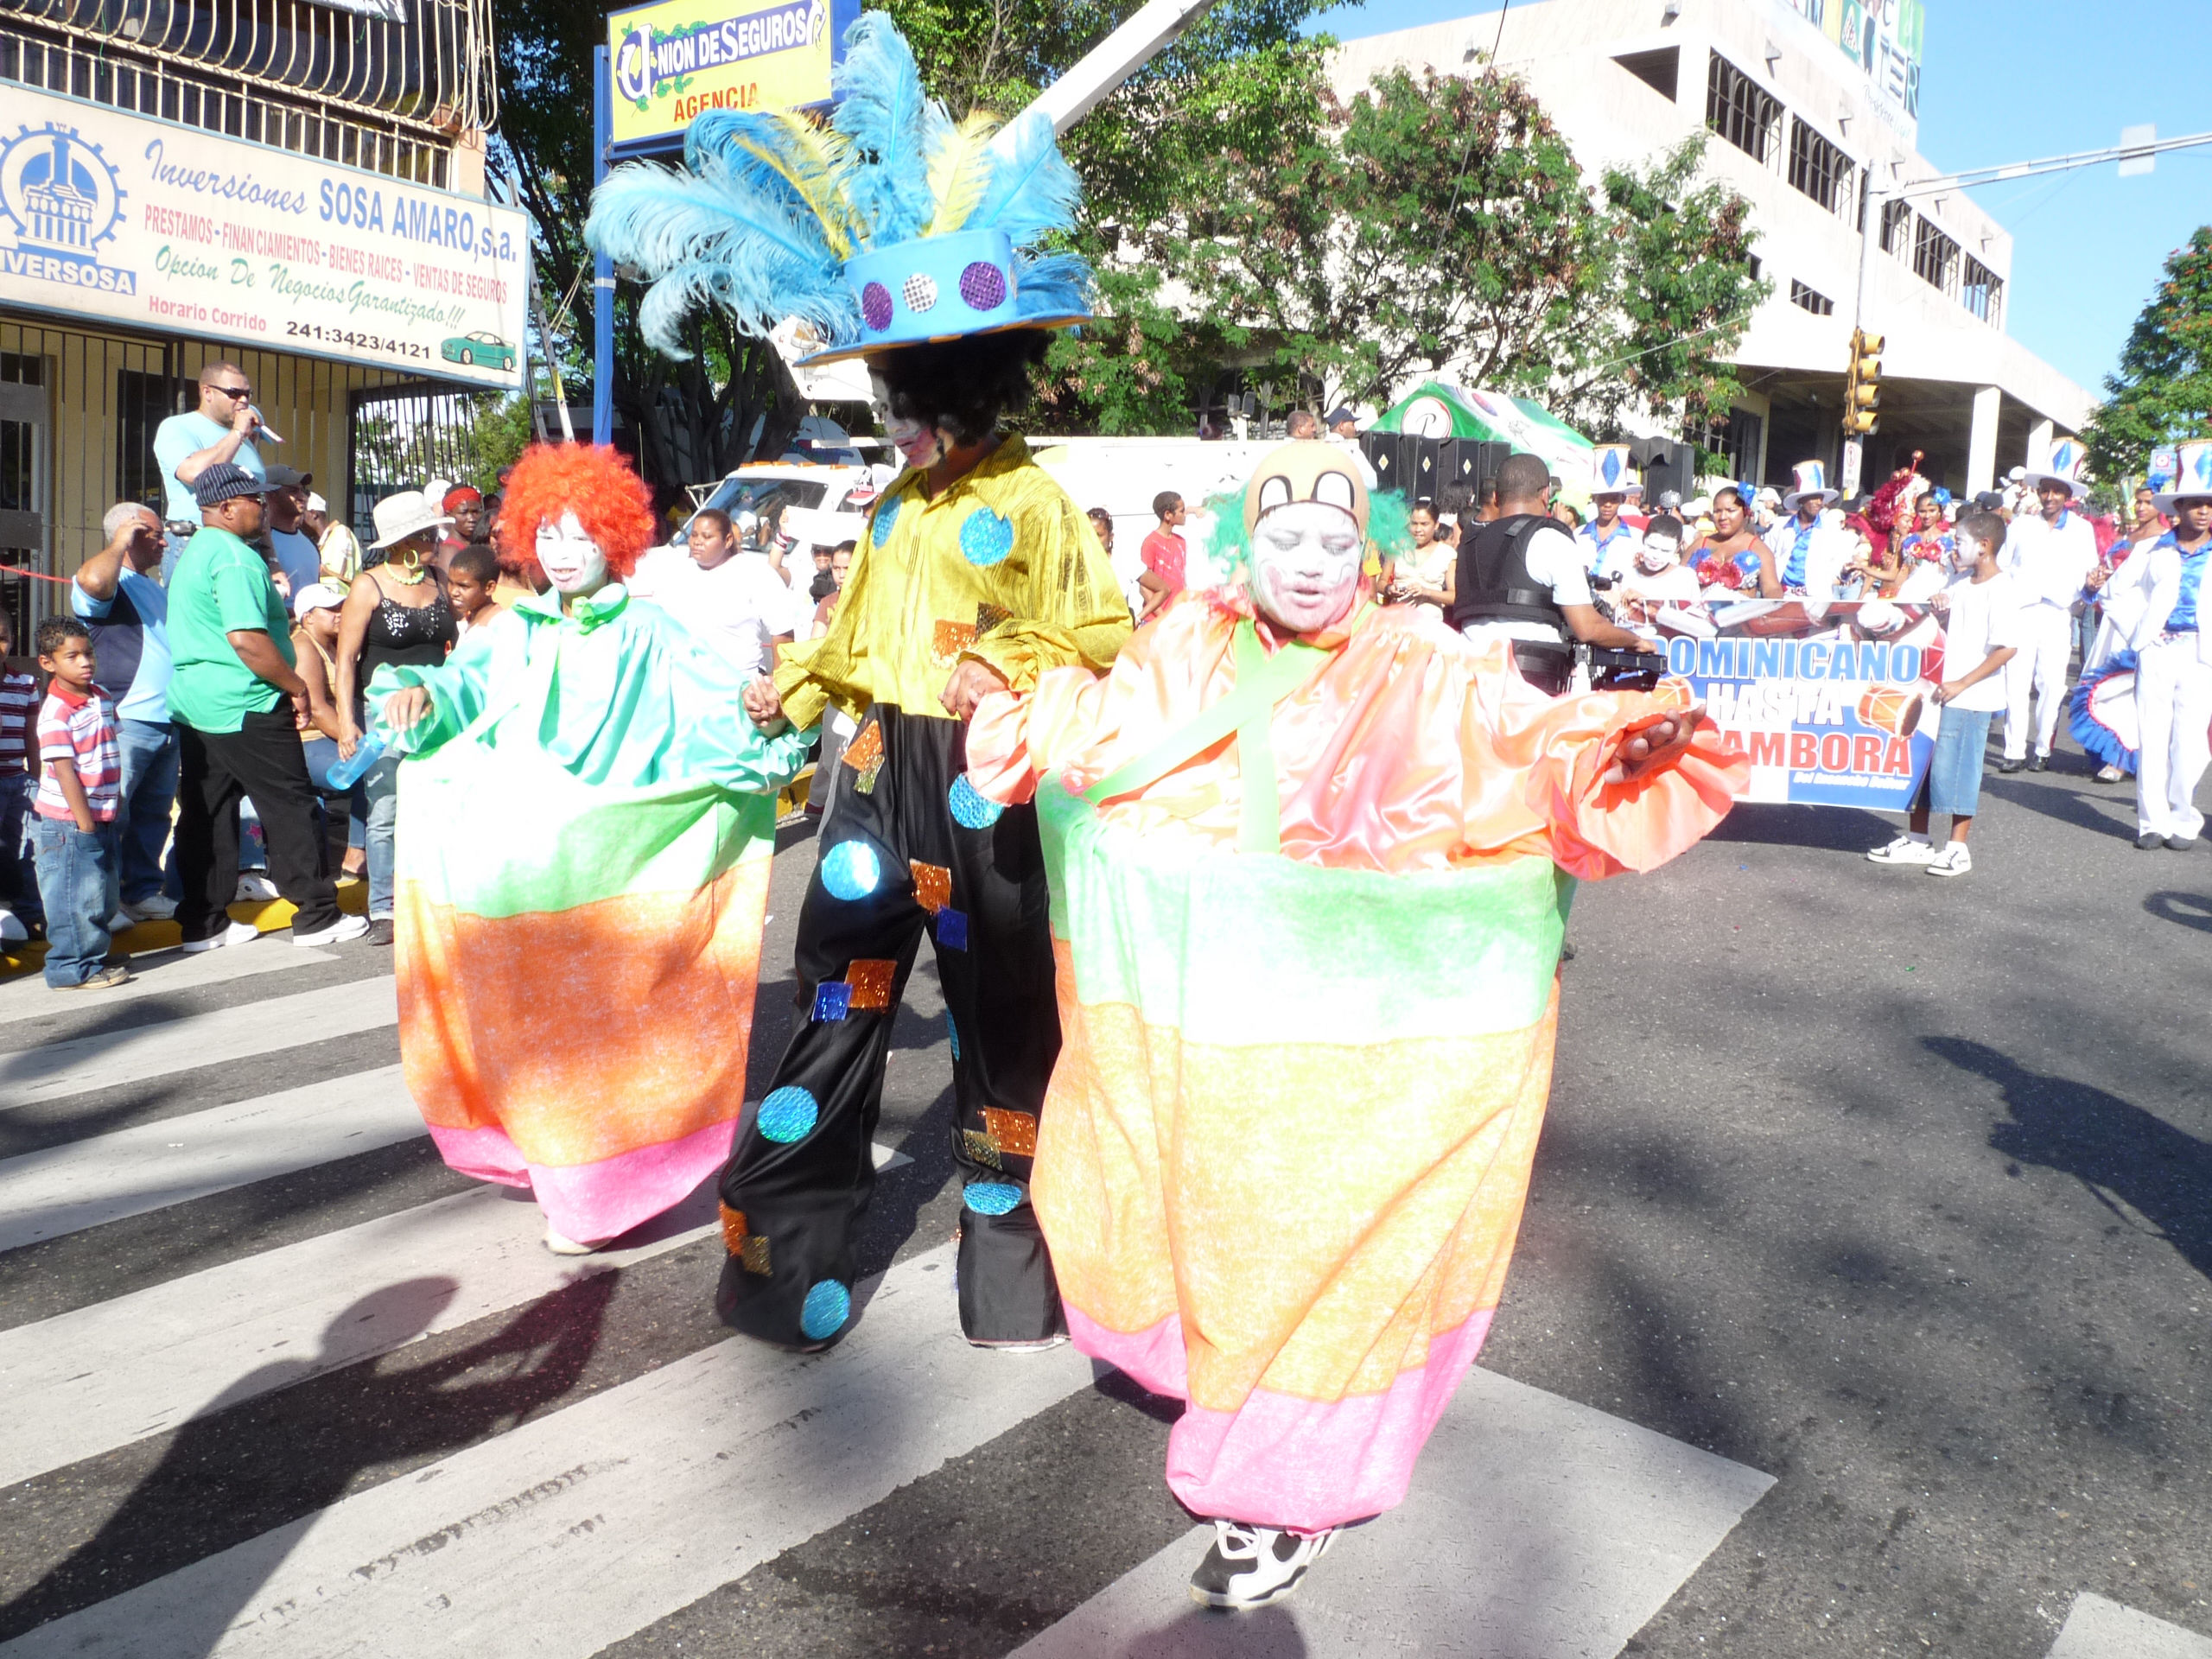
xmin=1012 ymin=250 xmax=1092 ymax=321
xmin=971 ymin=111 xmax=1082 ymax=248
xmin=830 ymin=13 xmax=938 ymax=249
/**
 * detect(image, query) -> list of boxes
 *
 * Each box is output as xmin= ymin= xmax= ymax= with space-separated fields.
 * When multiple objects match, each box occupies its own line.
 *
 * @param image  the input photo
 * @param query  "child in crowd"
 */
xmin=1867 ymin=509 xmax=2019 ymax=879
xmin=447 ymin=544 xmax=503 ymax=636
xmin=0 ymin=611 xmax=42 ymax=943
xmin=30 ymin=617 xmax=128 ymax=988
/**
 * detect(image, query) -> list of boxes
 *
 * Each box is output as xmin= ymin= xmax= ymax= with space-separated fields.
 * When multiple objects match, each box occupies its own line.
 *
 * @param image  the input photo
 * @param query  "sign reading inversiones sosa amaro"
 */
xmin=0 ymin=86 xmax=529 ymax=389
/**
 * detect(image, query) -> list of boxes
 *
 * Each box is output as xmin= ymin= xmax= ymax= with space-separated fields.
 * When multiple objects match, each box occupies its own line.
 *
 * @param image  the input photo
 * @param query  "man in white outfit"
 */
xmin=2126 ymin=442 xmax=2212 ymax=849
xmin=1996 ymin=455 xmax=2099 ymax=772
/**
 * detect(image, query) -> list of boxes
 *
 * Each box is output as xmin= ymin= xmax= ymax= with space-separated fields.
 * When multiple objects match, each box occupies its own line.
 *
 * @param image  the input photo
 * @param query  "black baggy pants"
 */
xmin=717 ymin=704 xmax=1064 ymax=1348
xmin=175 ymin=706 xmax=340 ymax=942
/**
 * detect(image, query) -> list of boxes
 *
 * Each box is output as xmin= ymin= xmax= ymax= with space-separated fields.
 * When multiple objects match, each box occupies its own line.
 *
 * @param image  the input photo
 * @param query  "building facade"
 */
xmin=1331 ymin=0 xmax=2094 ymax=498
xmin=0 ymin=0 xmax=524 ymax=643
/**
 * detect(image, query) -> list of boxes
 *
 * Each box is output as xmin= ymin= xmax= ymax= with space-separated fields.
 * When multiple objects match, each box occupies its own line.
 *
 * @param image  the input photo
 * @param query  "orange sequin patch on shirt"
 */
xmin=931 ymin=619 xmax=980 ymax=663
xmin=845 ymin=958 xmax=897 ymax=1009
xmin=842 ymin=721 xmax=884 ymax=772
xmin=910 ymin=860 xmax=952 ymax=913
xmin=982 ymin=1108 xmax=1039 ymax=1157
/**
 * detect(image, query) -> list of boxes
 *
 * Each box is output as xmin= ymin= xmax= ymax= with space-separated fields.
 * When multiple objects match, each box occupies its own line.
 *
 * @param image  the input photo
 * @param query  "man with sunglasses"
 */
xmin=155 ymin=362 xmax=267 ymax=582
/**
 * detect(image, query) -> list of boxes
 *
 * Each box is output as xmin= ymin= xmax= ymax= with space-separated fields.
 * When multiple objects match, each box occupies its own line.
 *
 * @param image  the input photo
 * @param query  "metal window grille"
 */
xmin=1705 ymin=52 xmax=1782 ymax=168
xmin=1787 ymin=117 xmax=1856 ymax=220
xmin=1789 ymin=280 xmax=1834 ymax=316
xmin=1912 ymin=214 xmax=1960 ymax=297
xmin=347 ymin=381 xmax=504 ymax=532
xmin=0 ymin=0 xmax=495 ymax=188
xmin=1960 ymin=256 xmax=2003 ymax=327
xmin=1878 ymin=199 xmax=1913 ymax=256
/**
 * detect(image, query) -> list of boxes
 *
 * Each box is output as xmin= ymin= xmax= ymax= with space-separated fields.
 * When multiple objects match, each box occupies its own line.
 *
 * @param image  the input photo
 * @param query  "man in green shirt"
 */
xmin=167 ymin=463 xmax=365 ymax=950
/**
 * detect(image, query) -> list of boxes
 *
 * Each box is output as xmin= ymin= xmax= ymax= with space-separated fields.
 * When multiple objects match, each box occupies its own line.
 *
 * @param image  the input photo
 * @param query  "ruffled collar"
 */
xmin=516 ymin=582 xmax=630 ymax=632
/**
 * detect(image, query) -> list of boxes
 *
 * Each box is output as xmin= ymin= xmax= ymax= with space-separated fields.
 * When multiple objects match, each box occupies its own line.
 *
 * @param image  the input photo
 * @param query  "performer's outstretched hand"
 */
xmin=382 ymin=687 xmax=432 ymax=734
xmin=743 ymin=676 xmax=787 ymax=733
xmin=1617 ymin=705 xmax=1705 ymax=781
xmin=941 ymin=658 xmax=1009 ymax=721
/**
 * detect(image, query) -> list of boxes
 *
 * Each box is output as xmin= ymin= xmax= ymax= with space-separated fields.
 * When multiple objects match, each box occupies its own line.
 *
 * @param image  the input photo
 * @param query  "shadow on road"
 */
xmin=2145 ymin=890 xmax=2212 ymax=934
xmin=0 ymin=1272 xmax=613 ymax=1652
xmin=1709 ymin=803 xmax=1895 ymax=853
xmin=1928 ymin=1036 xmax=2212 ymax=1285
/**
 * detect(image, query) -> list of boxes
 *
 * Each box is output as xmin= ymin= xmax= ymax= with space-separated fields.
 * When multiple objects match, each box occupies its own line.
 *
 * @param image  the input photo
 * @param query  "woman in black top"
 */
xmin=336 ymin=504 xmax=458 ymax=943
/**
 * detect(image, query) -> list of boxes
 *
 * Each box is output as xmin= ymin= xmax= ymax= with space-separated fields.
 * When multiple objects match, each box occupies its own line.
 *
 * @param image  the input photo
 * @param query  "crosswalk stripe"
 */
xmin=0 ymin=1065 xmax=421 ymax=1252
xmin=1013 ymin=1365 xmax=1774 ymax=1658
xmin=2050 ymin=1594 xmax=2212 ymax=1658
xmin=0 ymin=945 xmax=339 ymax=1027
xmin=0 ymin=979 xmax=399 ymax=1103
xmin=0 ymin=1242 xmax=1095 ymax=1659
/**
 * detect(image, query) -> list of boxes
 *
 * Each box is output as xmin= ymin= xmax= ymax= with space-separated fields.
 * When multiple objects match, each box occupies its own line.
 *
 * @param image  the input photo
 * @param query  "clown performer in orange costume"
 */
xmin=368 ymin=444 xmax=812 ymax=1255
xmin=963 ymin=442 xmax=1747 ymax=1611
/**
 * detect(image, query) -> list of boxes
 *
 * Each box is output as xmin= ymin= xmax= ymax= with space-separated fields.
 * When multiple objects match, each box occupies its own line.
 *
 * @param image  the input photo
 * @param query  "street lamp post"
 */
xmin=1842 ymin=127 xmax=2212 ymax=499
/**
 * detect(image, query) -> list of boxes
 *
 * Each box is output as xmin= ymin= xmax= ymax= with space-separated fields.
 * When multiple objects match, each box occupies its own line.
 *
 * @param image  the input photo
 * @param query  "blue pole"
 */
xmin=592 ymin=43 xmax=614 ymax=447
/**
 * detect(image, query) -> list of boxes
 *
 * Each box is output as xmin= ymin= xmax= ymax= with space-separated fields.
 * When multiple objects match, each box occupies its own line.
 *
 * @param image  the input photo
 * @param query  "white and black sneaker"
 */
xmin=1188 ymin=1520 xmax=1336 ymax=1611
xmin=1866 ymin=835 xmax=1937 ymax=867
xmin=1926 ymin=842 xmax=1973 ymax=878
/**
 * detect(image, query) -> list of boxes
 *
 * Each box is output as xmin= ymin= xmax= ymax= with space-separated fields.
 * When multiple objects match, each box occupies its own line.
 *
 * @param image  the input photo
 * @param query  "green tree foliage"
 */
xmin=1169 ymin=65 xmax=1768 ymax=435
xmin=2085 ymin=226 xmax=2212 ymax=481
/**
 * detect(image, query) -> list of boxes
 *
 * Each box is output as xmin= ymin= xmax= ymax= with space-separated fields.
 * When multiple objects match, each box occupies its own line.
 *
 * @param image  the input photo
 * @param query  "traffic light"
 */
xmin=1843 ymin=329 xmax=1884 ymax=436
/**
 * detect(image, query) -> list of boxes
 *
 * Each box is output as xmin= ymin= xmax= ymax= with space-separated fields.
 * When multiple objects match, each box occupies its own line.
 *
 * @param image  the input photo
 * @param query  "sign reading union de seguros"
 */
xmin=0 ymin=86 xmax=530 ymax=389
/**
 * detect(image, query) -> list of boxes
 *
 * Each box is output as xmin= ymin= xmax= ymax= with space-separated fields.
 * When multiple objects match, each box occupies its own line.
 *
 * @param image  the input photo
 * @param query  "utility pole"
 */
xmin=1843 ymin=127 xmax=2212 ymax=498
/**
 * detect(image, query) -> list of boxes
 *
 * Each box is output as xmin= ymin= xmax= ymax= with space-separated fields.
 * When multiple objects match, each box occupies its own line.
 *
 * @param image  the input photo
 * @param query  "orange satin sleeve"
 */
xmin=967 ymin=665 xmax=1112 ymax=805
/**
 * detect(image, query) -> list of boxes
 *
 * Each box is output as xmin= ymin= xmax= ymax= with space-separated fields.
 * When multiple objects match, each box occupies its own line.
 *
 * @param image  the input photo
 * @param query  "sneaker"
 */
xmin=2030 ymin=753 xmax=2049 ymax=772
xmin=1189 ymin=1520 xmax=1336 ymax=1611
xmin=54 ymin=963 xmax=131 ymax=992
xmin=2136 ymin=831 xmax=2167 ymax=850
xmin=2094 ymin=766 xmax=2126 ymax=784
xmin=105 ymin=910 xmax=136 ymax=934
xmin=293 ymin=912 xmax=370 ymax=948
xmin=1866 ymin=835 xmax=1937 ymax=867
xmin=181 ymin=919 xmax=263 ymax=953
xmin=123 ymin=893 xmax=178 ymax=921
xmin=1926 ymin=842 xmax=1973 ymax=878
xmin=0 ymin=906 xmax=25 ymax=944
xmin=2168 ymin=836 xmax=2200 ymax=852
xmin=969 ymin=1334 xmax=1070 ymax=1354
xmin=233 ymin=872 xmax=281 ymax=902
xmin=1996 ymin=757 xmax=2026 ymax=773
xmin=366 ymin=918 xmax=395 ymax=947
xmin=543 ymin=1224 xmax=603 ymax=1256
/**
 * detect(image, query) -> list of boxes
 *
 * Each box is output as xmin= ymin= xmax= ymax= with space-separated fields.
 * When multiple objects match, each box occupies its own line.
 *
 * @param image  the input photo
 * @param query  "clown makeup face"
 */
xmin=1636 ymin=528 xmax=1683 ymax=573
xmin=1952 ymin=528 xmax=1988 ymax=572
xmin=536 ymin=510 xmax=611 ymax=600
xmin=1250 ymin=499 xmax=1364 ymax=634
xmin=872 ymin=371 xmax=947 ymax=472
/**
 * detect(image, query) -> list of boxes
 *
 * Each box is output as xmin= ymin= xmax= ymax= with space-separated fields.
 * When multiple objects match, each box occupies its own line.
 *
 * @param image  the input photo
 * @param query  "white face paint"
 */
xmin=871 ymin=371 xmax=946 ymax=471
xmin=1249 ymin=499 xmax=1363 ymax=634
xmin=1952 ymin=531 xmax=1986 ymax=572
xmin=536 ymin=511 xmax=611 ymax=597
xmin=1636 ymin=533 xmax=1682 ymax=573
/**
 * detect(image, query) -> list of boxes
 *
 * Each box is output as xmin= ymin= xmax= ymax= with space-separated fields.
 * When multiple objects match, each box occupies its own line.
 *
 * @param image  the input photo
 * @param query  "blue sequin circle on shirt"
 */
xmin=799 ymin=1279 xmax=851 ymax=1340
xmin=946 ymin=1012 xmax=962 ymax=1060
xmin=820 ymin=840 xmax=881 ymax=900
xmin=757 ymin=1086 xmax=819 ymax=1143
xmin=963 ymin=1181 xmax=1024 ymax=1216
xmin=869 ymin=493 xmax=901 ymax=544
xmin=958 ymin=507 xmax=1015 ymax=567
xmin=947 ymin=774 xmax=1003 ymax=830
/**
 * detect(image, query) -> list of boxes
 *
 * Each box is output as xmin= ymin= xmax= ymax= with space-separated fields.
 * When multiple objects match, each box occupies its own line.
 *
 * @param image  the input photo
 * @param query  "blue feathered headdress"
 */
xmin=587 ymin=13 xmax=1091 ymax=363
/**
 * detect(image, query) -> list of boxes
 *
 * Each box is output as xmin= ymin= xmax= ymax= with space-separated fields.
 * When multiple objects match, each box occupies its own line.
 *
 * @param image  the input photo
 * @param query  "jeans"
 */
xmin=302 ymin=737 xmax=370 ymax=852
xmin=33 ymin=817 xmax=119 ymax=987
xmin=116 ymin=717 xmax=179 ymax=904
xmin=363 ymin=750 xmax=402 ymax=919
xmin=0 ymin=772 xmax=40 ymax=924
xmin=175 ymin=707 xmax=340 ymax=941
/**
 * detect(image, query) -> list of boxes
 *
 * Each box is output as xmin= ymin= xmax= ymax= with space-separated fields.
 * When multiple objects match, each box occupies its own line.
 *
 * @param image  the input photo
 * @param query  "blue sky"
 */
xmin=1314 ymin=1 xmax=2207 ymax=399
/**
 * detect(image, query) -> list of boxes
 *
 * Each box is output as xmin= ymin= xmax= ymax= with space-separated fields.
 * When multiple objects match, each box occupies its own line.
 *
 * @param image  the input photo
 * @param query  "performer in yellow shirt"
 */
xmin=591 ymin=14 xmax=1128 ymax=1350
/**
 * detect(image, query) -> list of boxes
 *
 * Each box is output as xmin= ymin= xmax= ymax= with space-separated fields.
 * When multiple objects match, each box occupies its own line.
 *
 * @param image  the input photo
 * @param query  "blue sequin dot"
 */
xmin=757 ymin=1085 xmax=819 ymax=1143
xmin=870 ymin=493 xmax=901 ymax=544
xmin=945 ymin=1011 xmax=962 ymax=1060
xmin=821 ymin=840 xmax=881 ymax=900
xmin=958 ymin=507 xmax=1015 ymax=567
xmin=799 ymin=1279 xmax=851 ymax=1340
xmin=947 ymin=774 xmax=1003 ymax=830
xmin=963 ymin=1181 xmax=1024 ymax=1216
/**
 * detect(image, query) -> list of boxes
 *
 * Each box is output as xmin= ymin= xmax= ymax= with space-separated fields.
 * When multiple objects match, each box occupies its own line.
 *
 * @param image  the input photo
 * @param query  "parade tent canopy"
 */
xmin=1373 ymin=382 xmax=1599 ymax=504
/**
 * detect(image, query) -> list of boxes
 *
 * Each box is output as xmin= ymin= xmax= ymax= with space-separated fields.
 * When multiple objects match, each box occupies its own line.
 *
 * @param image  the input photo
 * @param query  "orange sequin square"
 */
xmin=931 ymin=619 xmax=979 ymax=662
xmin=846 ymin=958 xmax=897 ymax=1009
xmin=910 ymin=861 xmax=952 ymax=914
xmin=721 ymin=1205 xmax=770 ymax=1273
xmin=720 ymin=1203 xmax=747 ymax=1255
xmin=982 ymin=1109 xmax=1039 ymax=1157
xmin=842 ymin=721 xmax=884 ymax=772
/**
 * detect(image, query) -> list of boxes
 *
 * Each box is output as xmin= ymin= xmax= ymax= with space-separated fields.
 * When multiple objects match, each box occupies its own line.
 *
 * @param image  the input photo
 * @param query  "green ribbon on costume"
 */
xmin=1081 ymin=617 xmax=1338 ymax=855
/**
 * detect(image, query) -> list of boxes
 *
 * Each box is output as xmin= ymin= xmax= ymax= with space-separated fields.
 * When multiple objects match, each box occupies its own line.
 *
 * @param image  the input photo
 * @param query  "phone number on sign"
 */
xmin=283 ymin=321 xmax=430 ymax=359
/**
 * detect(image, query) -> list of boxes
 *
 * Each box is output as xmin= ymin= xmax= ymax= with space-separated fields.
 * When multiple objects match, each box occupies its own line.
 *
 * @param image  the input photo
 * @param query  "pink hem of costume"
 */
xmin=426 ymin=1118 xmax=737 ymax=1243
xmin=1069 ymin=1306 xmax=1494 ymax=1533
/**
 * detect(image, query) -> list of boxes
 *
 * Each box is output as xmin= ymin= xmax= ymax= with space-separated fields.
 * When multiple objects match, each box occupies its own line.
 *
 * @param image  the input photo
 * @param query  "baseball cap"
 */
xmin=292 ymin=582 xmax=346 ymax=619
xmin=1973 ymin=490 xmax=2005 ymax=511
xmin=192 ymin=461 xmax=265 ymax=509
xmin=264 ymin=465 xmax=313 ymax=490
xmin=1324 ymin=406 xmax=1358 ymax=426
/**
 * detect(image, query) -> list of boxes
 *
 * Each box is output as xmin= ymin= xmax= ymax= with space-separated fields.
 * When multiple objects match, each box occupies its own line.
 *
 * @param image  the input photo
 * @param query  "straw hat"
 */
xmin=368 ymin=490 xmax=454 ymax=550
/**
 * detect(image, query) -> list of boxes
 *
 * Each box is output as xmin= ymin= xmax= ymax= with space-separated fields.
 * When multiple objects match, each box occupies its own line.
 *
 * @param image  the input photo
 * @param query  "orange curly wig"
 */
xmin=494 ymin=443 xmax=658 ymax=579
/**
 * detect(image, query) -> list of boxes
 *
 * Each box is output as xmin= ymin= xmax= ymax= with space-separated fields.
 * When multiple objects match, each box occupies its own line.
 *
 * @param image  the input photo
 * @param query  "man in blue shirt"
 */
xmin=74 ymin=503 xmax=179 ymax=919
xmin=153 ymin=361 xmax=266 ymax=582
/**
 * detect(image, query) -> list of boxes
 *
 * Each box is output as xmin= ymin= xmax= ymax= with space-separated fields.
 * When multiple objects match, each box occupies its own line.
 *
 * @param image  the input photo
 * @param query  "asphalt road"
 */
xmin=1 ymin=728 xmax=2206 ymax=1658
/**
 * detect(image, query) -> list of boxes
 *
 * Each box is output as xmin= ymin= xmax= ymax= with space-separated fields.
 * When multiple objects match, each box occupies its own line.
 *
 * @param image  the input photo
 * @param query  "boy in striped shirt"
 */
xmin=0 ymin=609 xmax=41 ymax=943
xmin=32 ymin=616 xmax=130 ymax=989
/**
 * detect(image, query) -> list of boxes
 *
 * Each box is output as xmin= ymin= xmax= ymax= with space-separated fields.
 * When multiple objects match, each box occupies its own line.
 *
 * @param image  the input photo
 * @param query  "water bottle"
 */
xmin=326 ymin=732 xmax=387 ymax=790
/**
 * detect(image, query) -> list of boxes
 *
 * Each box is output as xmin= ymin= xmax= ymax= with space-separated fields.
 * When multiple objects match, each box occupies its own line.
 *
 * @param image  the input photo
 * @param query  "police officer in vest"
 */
xmin=1450 ymin=451 xmax=1659 ymax=694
